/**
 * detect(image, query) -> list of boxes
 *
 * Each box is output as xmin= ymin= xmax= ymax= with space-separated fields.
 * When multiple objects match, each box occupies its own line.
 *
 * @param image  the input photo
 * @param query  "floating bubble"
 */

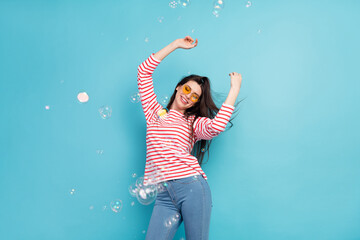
xmin=179 ymin=0 xmax=190 ymax=8
xmin=145 ymin=37 xmax=149 ymax=43
xmin=110 ymin=199 xmax=123 ymax=213
xmin=131 ymin=201 xmax=135 ymax=206
xmin=158 ymin=16 xmax=164 ymax=23
xmin=130 ymin=92 xmax=140 ymax=103
xmin=212 ymin=10 xmax=220 ymax=18
xmin=257 ymin=29 xmax=261 ymax=34
xmin=77 ymin=91 xmax=89 ymax=103
xmin=89 ymin=205 xmax=94 ymax=210
xmin=212 ymin=0 xmax=224 ymax=17
xmin=156 ymin=182 xmax=167 ymax=193
xmin=169 ymin=0 xmax=178 ymax=8
xmin=160 ymin=95 xmax=169 ymax=106
xmin=132 ymin=173 xmax=137 ymax=178
xmin=96 ymin=149 xmax=103 ymax=155
xmin=164 ymin=213 xmax=181 ymax=227
xmin=136 ymin=176 xmax=145 ymax=188
xmin=99 ymin=105 xmax=112 ymax=119
xmin=136 ymin=184 xmax=157 ymax=205
xmin=125 ymin=37 xmax=129 ymax=41
xmin=213 ymin=0 xmax=224 ymax=9
xmin=142 ymin=230 xmax=146 ymax=234
xmin=129 ymin=182 xmax=139 ymax=197
xmin=69 ymin=188 xmax=76 ymax=195
xmin=192 ymin=175 xmax=199 ymax=180
xmin=45 ymin=105 xmax=50 ymax=110
xmin=245 ymin=0 xmax=252 ymax=7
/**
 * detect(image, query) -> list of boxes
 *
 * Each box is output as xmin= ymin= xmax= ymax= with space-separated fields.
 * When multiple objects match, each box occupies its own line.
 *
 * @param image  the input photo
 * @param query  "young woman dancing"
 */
xmin=137 ymin=36 xmax=242 ymax=240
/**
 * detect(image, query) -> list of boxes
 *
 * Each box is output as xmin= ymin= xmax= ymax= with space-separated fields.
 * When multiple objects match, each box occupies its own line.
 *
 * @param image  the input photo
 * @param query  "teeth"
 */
xmin=181 ymin=96 xmax=187 ymax=104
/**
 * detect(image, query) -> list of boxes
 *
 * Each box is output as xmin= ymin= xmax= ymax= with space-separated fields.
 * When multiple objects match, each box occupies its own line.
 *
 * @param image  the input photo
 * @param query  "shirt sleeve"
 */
xmin=137 ymin=53 xmax=163 ymax=125
xmin=193 ymin=103 xmax=235 ymax=141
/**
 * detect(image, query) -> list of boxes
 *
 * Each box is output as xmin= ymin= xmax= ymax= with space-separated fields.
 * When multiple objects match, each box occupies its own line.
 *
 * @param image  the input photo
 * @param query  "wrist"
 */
xmin=230 ymin=86 xmax=240 ymax=93
xmin=170 ymin=41 xmax=179 ymax=50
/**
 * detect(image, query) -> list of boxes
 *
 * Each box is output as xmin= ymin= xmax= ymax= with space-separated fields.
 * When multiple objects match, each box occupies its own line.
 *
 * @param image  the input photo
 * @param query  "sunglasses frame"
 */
xmin=182 ymin=84 xmax=200 ymax=103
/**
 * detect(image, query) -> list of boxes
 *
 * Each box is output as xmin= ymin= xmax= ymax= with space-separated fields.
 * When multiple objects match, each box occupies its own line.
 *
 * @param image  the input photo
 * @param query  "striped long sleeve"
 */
xmin=137 ymin=54 xmax=236 ymax=185
xmin=193 ymin=103 xmax=235 ymax=141
xmin=137 ymin=53 xmax=163 ymax=125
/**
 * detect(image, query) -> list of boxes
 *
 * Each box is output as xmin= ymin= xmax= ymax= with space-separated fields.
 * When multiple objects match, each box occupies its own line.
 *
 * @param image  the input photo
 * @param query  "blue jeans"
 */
xmin=146 ymin=175 xmax=213 ymax=240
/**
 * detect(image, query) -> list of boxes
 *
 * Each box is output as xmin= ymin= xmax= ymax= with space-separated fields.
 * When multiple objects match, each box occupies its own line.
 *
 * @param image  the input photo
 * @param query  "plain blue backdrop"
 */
xmin=0 ymin=0 xmax=359 ymax=239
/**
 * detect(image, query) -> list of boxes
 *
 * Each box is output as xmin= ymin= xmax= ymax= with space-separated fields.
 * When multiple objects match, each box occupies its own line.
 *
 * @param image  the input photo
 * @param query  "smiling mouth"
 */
xmin=180 ymin=96 xmax=188 ymax=104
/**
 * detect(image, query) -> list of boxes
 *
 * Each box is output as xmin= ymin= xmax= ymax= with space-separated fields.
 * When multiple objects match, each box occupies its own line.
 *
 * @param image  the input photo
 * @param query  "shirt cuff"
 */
xmin=151 ymin=53 xmax=161 ymax=63
xmin=222 ymin=103 xmax=235 ymax=110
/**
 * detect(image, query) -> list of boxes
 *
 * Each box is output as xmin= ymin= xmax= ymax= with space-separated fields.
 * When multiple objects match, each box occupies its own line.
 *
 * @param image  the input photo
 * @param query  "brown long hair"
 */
xmin=166 ymin=74 xmax=245 ymax=165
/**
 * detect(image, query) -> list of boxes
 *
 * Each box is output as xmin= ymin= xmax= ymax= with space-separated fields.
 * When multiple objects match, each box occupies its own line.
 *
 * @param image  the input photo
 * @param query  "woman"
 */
xmin=137 ymin=36 xmax=242 ymax=240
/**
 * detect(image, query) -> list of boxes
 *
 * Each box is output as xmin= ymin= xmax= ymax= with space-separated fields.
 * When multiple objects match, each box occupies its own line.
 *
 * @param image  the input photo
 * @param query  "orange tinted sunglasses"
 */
xmin=182 ymin=84 xmax=200 ymax=103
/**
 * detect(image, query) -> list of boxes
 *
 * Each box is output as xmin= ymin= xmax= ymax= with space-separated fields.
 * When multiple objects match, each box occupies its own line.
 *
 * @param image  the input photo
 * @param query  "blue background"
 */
xmin=1 ymin=0 xmax=359 ymax=239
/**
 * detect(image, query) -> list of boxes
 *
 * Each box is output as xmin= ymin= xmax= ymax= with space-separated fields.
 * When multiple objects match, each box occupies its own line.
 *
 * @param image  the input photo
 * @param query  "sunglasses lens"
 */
xmin=183 ymin=85 xmax=191 ymax=94
xmin=191 ymin=95 xmax=198 ymax=102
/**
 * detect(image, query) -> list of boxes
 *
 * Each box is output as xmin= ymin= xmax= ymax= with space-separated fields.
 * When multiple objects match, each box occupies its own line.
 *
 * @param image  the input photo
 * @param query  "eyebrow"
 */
xmin=185 ymin=84 xmax=201 ymax=96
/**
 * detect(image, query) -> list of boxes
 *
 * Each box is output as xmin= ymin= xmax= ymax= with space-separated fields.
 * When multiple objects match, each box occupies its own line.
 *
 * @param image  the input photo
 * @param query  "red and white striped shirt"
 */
xmin=137 ymin=53 xmax=235 ymax=185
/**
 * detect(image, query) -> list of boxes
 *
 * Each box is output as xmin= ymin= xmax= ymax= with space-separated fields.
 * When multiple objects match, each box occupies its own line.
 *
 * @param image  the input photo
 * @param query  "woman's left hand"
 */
xmin=174 ymin=36 xmax=198 ymax=49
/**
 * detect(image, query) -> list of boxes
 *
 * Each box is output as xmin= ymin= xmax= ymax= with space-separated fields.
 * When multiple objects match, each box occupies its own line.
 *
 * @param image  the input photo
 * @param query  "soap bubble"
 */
xmin=160 ymin=95 xmax=169 ymax=106
xmin=213 ymin=0 xmax=224 ymax=9
xmin=132 ymin=173 xmax=137 ymax=178
xmin=136 ymin=183 xmax=157 ymax=205
xmin=129 ymin=175 xmax=168 ymax=205
xmin=212 ymin=0 xmax=224 ymax=17
xmin=178 ymin=0 xmax=190 ymax=8
xmin=77 ymin=91 xmax=89 ymax=103
xmin=45 ymin=105 xmax=50 ymax=110
xmin=158 ymin=16 xmax=164 ymax=23
xmin=69 ymin=188 xmax=76 ymax=195
xmin=245 ymin=0 xmax=252 ymax=7
xmin=136 ymin=176 xmax=145 ymax=188
xmin=164 ymin=213 xmax=181 ymax=227
xmin=99 ymin=105 xmax=112 ymax=119
xmin=145 ymin=37 xmax=149 ymax=43
xmin=110 ymin=199 xmax=123 ymax=213
xmin=130 ymin=92 xmax=140 ymax=103
xmin=156 ymin=182 xmax=167 ymax=193
xmin=169 ymin=0 xmax=178 ymax=8
xmin=129 ymin=182 xmax=139 ymax=197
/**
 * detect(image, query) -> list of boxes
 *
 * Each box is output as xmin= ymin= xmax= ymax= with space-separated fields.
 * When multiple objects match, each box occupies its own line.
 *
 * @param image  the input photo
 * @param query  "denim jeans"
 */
xmin=145 ymin=175 xmax=213 ymax=240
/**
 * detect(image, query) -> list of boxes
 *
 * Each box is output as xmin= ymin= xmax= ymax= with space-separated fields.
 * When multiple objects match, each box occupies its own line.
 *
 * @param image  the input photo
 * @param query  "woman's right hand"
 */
xmin=229 ymin=72 xmax=242 ymax=91
xmin=174 ymin=36 xmax=198 ymax=49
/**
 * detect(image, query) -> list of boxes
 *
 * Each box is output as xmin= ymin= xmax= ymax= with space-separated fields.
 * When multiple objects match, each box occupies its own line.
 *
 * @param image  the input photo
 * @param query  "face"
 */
xmin=175 ymin=80 xmax=202 ymax=110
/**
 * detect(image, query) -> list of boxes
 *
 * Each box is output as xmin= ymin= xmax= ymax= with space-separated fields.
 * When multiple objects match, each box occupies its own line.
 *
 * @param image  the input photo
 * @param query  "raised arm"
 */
xmin=154 ymin=36 xmax=198 ymax=61
xmin=137 ymin=36 xmax=198 ymax=124
xmin=193 ymin=72 xmax=242 ymax=140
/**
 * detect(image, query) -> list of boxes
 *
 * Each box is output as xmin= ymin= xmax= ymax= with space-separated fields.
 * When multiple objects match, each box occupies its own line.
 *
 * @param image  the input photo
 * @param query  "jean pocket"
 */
xmin=174 ymin=175 xmax=201 ymax=184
